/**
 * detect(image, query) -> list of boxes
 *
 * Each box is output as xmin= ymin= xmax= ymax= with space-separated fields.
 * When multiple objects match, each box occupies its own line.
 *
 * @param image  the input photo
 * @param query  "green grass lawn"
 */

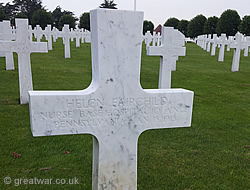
xmin=0 ymin=39 xmax=249 ymax=190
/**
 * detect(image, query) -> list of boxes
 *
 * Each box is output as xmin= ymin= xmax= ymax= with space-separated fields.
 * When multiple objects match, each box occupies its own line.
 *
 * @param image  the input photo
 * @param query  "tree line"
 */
xmin=144 ymin=9 xmax=249 ymax=37
xmin=163 ymin=9 xmax=250 ymax=37
xmin=0 ymin=0 xmax=117 ymax=30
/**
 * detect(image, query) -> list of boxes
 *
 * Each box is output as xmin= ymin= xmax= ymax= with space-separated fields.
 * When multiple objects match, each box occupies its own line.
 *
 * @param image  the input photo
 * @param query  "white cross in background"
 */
xmin=147 ymin=27 xmax=186 ymax=89
xmin=0 ymin=19 xmax=48 ymax=104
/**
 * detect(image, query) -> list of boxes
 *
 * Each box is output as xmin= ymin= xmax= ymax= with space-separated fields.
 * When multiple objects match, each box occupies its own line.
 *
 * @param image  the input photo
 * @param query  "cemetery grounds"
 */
xmin=0 ymin=39 xmax=249 ymax=190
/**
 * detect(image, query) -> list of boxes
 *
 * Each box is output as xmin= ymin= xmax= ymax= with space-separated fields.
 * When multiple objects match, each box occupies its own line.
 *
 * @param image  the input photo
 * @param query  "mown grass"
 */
xmin=0 ymin=39 xmax=249 ymax=190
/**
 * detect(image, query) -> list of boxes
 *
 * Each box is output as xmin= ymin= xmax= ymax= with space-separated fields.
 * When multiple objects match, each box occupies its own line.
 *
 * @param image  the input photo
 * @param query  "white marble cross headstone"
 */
xmin=81 ymin=28 xmax=85 ymax=43
xmin=85 ymin=30 xmax=91 ymax=43
xmin=227 ymin=36 xmax=234 ymax=51
xmin=231 ymin=33 xmax=246 ymax=72
xmin=44 ymin=25 xmax=53 ymax=50
xmin=28 ymin=25 xmax=34 ymax=41
xmin=74 ymin=27 xmax=81 ymax=47
xmin=243 ymin=37 xmax=250 ymax=57
xmin=147 ymin=27 xmax=186 ymax=89
xmin=0 ymin=20 xmax=15 ymax=70
xmin=58 ymin=25 xmax=71 ymax=58
xmin=34 ymin=25 xmax=43 ymax=42
xmin=211 ymin=34 xmax=218 ymax=56
xmin=218 ymin=34 xmax=228 ymax=62
xmin=152 ymin=31 xmax=157 ymax=46
xmin=61 ymin=25 xmax=71 ymax=58
xmin=202 ymin=35 xmax=207 ymax=50
xmin=52 ymin=27 xmax=59 ymax=42
xmin=172 ymin=30 xmax=186 ymax=71
xmin=0 ymin=19 xmax=48 ymax=104
xmin=156 ymin=32 xmax=161 ymax=46
xmin=144 ymin=31 xmax=152 ymax=46
xmin=206 ymin=34 xmax=212 ymax=52
xmin=28 ymin=9 xmax=194 ymax=190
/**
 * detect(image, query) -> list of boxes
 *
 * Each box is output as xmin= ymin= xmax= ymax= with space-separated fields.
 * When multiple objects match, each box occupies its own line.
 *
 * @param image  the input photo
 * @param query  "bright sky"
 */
xmin=2 ymin=0 xmax=249 ymax=27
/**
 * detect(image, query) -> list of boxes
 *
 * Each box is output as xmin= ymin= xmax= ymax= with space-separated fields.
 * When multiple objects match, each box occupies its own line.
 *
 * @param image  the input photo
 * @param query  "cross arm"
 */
xmin=139 ymin=88 xmax=194 ymax=132
xmin=30 ymin=42 xmax=48 ymax=53
xmin=0 ymin=41 xmax=17 ymax=52
xmin=29 ymin=88 xmax=98 ymax=137
xmin=173 ymin=46 xmax=186 ymax=57
xmin=146 ymin=46 xmax=165 ymax=56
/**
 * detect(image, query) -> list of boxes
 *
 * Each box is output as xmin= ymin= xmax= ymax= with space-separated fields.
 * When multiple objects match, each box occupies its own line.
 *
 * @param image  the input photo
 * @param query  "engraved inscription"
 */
xmin=39 ymin=96 xmax=190 ymax=129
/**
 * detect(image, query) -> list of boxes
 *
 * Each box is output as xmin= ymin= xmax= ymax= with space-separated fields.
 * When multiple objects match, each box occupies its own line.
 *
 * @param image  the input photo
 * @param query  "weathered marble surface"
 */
xmin=0 ymin=19 xmax=48 ymax=104
xmin=29 ymin=9 xmax=194 ymax=190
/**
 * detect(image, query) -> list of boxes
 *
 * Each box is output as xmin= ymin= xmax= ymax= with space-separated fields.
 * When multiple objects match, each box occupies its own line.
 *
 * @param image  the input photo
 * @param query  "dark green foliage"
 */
xmin=52 ymin=6 xmax=78 ymax=29
xmin=52 ymin=6 xmax=64 ymax=29
xmin=79 ymin=12 xmax=90 ymax=31
xmin=164 ymin=17 xmax=179 ymax=29
xmin=13 ymin=0 xmax=43 ymax=23
xmin=0 ymin=8 xmax=7 ymax=21
xmin=187 ymin=14 xmax=207 ymax=38
xmin=31 ymin=9 xmax=53 ymax=29
xmin=204 ymin=16 xmax=218 ymax=34
xmin=2 ymin=3 xmax=16 ymax=21
xmin=59 ymin=14 xmax=76 ymax=29
xmin=177 ymin=19 xmax=189 ymax=36
xmin=15 ymin=12 xmax=27 ymax=18
xmin=238 ymin=15 xmax=250 ymax=36
xmin=216 ymin=9 xmax=241 ymax=36
xmin=143 ymin=20 xmax=154 ymax=35
xmin=99 ymin=0 xmax=117 ymax=9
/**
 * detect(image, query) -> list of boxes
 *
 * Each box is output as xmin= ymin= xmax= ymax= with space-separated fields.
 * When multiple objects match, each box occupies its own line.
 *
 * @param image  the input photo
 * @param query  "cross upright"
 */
xmin=0 ymin=20 xmax=15 ymax=70
xmin=218 ymin=34 xmax=228 ymax=62
xmin=231 ymin=32 xmax=246 ymax=72
xmin=0 ymin=19 xmax=48 ymax=104
xmin=28 ymin=9 xmax=194 ymax=190
xmin=147 ymin=27 xmax=186 ymax=89
xmin=44 ymin=25 xmax=53 ymax=50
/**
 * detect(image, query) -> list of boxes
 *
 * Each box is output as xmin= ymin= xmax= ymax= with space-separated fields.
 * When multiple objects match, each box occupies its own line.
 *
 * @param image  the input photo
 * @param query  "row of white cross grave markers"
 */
xmin=196 ymin=33 xmax=250 ymax=72
xmin=0 ymin=19 xmax=91 ymax=104
xmin=0 ymin=9 xmax=194 ymax=190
